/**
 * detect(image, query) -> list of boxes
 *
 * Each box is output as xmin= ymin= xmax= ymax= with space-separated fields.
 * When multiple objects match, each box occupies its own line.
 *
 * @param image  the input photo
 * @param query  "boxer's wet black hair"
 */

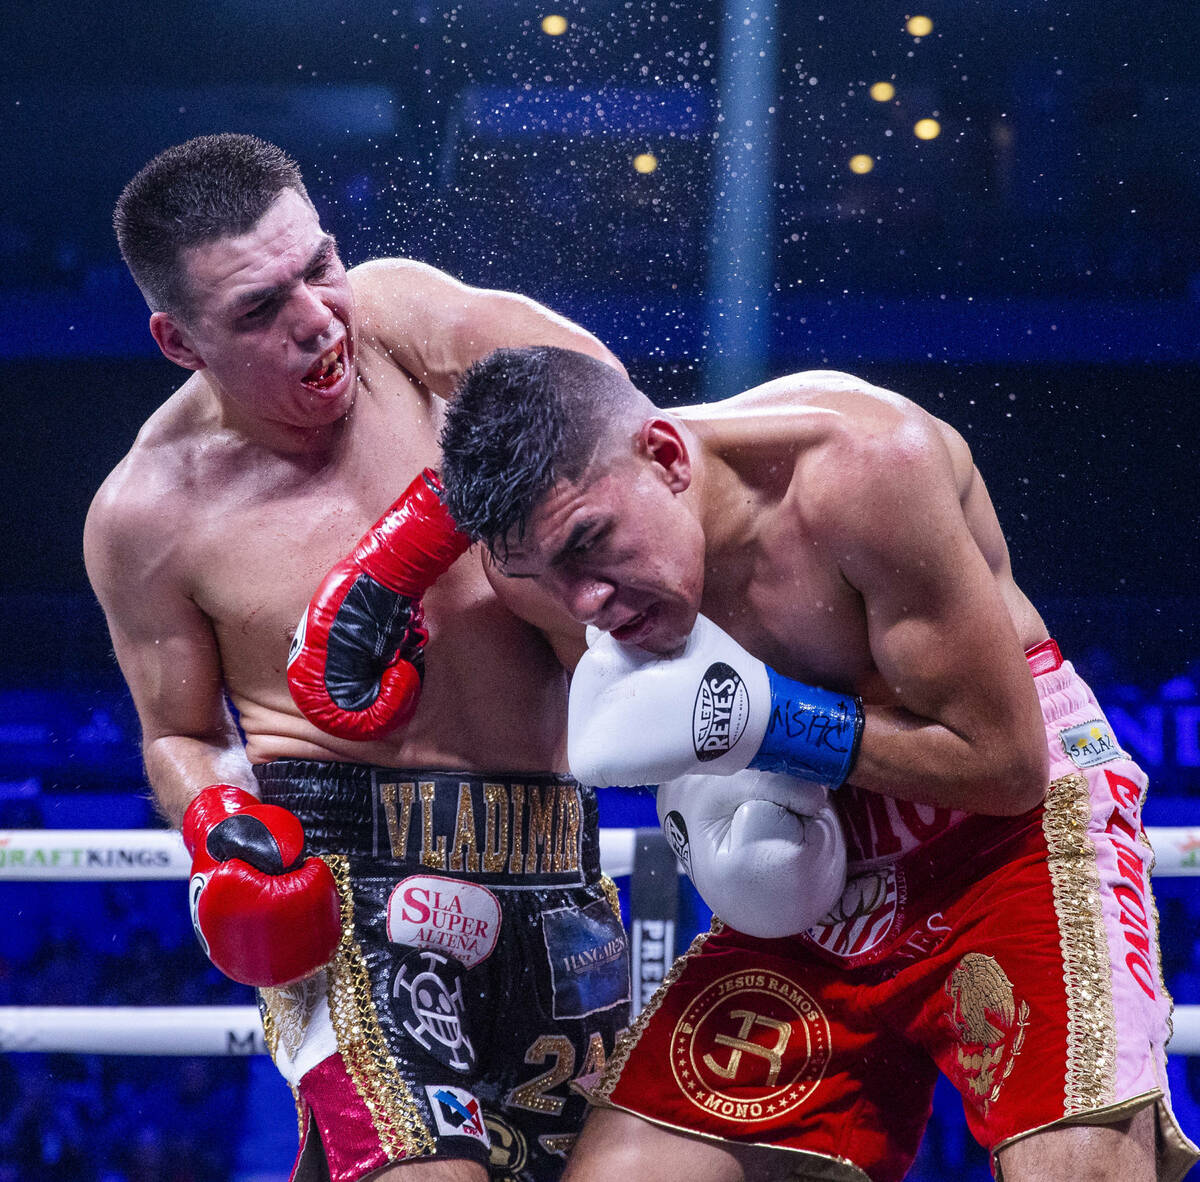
xmin=114 ymin=133 xmax=312 ymax=319
xmin=440 ymin=346 xmax=632 ymax=557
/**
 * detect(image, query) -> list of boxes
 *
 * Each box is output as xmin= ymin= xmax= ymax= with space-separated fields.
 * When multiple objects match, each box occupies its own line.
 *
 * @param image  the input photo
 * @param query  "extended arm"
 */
xmin=84 ymin=483 xmax=340 ymax=985
xmin=84 ymin=485 xmax=254 ymax=826
xmin=351 ymin=258 xmax=626 ymax=396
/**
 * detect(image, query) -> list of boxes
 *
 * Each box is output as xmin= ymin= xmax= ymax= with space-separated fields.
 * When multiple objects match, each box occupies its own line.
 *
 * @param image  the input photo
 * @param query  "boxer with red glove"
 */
xmin=183 ymin=784 xmax=341 ymax=987
xmin=287 ymin=468 xmax=470 ymax=741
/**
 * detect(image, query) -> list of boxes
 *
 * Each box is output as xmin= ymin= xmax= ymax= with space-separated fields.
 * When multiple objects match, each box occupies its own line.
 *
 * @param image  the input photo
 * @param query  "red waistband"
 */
xmin=1025 ymin=637 xmax=1063 ymax=676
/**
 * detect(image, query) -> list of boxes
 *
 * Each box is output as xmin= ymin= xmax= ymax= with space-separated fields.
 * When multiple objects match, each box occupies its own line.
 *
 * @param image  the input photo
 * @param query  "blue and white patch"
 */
xmin=541 ymin=897 xmax=630 ymax=1019
xmin=425 ymin=1084 xmax=489 ymax=1145
xmin=1060 ymin=718 xmax=1125 ymax=769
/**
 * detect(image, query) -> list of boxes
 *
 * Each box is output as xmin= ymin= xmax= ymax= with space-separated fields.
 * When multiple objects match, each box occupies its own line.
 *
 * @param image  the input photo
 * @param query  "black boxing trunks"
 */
xmin=252 ymin=762 xmax=631 ymax=1182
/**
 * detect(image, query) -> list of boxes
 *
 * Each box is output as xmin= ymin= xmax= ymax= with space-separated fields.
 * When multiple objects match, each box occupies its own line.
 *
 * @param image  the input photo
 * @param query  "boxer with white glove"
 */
xmin=183 ymin=784 xmax=342 ymax=987
xmin=287 ymin=468 xmax=470 ymax=741
xmin=569 ymin=613 xmax=864 ymax=791
xmin=656 ymin=768 xmax=847 ymax=939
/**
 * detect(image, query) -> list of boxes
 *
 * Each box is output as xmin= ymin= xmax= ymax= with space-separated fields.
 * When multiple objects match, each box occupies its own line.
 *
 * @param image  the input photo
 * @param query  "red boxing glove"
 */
xmin=287 ymin=468 xmax=470 ymax=741
xmin=183 ymin=785 xmax=341 ymax=988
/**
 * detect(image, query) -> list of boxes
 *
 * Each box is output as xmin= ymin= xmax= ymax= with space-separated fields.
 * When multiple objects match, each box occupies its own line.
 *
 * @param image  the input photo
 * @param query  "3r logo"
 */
xmin=703 ymin=1010 xmax=792 ymax=1087
xmin=670 ymin=969 xmax=830 ymax=1122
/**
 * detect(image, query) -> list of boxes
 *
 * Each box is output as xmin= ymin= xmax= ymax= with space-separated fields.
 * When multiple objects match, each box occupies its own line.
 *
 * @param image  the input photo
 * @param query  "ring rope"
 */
xmin=0 ymin=827 xmax=1197 ymax=881
xmin=0 ymin=828 xmax=1195 ymax=1055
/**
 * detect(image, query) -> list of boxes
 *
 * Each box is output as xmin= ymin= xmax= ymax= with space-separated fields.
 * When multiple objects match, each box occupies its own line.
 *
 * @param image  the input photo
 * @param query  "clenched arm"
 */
xmin=351 ymin=258 xmax=625 ymax=396
xmin=821 ymin=415 xmax=1047 ymax=814
xmin=84 ymin=481 xmax=256 ymax=828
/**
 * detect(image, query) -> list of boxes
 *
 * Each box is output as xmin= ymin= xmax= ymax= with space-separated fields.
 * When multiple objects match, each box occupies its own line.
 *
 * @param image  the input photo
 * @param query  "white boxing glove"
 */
xmin=656 ymin=769 xmax=847 ymax=939
xmin=568 ymin=615 xmax=863 ymax=791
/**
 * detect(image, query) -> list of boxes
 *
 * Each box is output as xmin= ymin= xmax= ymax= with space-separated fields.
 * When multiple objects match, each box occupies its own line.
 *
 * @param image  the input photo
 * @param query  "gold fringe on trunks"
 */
xmin=584 ymin=918 xmax=723 ymax=1105
xmin=1042 ymin=772 xmax=1117 ymax=1115
xmin=324 ymin=853 xmax=437 ymax=1158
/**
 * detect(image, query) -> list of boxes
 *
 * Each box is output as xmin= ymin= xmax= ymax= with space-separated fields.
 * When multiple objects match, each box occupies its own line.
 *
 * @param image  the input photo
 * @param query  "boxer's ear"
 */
xmin=638 ymin=418 xmax=691 ymax=493
xmin=150 ymin=312 xmax=206 ymax=372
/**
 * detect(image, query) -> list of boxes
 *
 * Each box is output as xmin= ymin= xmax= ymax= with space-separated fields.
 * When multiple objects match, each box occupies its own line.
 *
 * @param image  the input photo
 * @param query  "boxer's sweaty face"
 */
xmin=499 ymin=460 xmax=704 ymax=655
xmin=175 ymin=189 xmax=356 ymax=432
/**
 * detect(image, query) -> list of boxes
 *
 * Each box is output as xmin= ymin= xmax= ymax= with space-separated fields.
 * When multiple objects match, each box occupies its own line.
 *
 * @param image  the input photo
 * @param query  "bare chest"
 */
xmin=185 ymin=381 xmax=444 ymax=680
xmin=702 ymin=532 xmax=878 ymax=694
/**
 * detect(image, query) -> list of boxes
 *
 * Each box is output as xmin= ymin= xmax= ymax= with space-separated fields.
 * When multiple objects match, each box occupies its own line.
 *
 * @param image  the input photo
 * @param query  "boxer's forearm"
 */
xmin=846 ymin=703 xmax=1048 ymax=816
xmin=142 ymin=731 xmax=258 ymax=829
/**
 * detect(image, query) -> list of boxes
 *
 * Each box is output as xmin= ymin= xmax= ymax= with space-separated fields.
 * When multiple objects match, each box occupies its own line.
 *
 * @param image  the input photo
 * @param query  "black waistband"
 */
xmin=254 ymin=760 xmax=600 ymax=888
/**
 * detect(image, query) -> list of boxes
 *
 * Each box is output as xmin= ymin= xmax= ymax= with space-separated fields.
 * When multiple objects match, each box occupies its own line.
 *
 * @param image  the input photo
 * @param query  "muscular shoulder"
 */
xmin=348 ymin=257 xmax=460 ymax=324
xmin=84 ymin=385 xmax=210 ymax=599
xmin=349 ymin=258 xmax=495 ymax=353
xmin=349 ymin=259 xmax=491 ymax=390
xmin=786 ymin=384 xmax=971 ymax=564
xmin=706 ymin=372 xmax=963 ymax=539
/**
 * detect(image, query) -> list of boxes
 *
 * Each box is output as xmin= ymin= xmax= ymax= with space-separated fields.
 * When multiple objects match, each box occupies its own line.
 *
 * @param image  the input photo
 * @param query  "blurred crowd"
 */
xmin=0 ymin=870 xmax=254 ymax=1181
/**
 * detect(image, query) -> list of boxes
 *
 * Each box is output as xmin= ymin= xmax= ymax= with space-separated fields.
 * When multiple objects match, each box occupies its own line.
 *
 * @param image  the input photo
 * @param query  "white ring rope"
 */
xmin=0 ymin=1005 xmax=267 ymax=1056
xmin=0 ymin=828 xmax=1196 ymax=1055
xmin=1 ymin=827 xmax=1197 ymax=881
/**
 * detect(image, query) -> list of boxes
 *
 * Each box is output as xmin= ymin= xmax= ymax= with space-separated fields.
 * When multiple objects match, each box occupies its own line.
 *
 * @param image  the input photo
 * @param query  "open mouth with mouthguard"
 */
xmin=301 ymin=338 xmax=347 ymax=392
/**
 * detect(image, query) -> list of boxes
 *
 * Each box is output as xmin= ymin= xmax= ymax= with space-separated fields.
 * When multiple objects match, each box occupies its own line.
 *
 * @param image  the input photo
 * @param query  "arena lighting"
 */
xmin=849 ymin=154 xmax=875 ymax=174
xmin=869 ymin=81 xmax=896 ymax=102
xmin=906 ymin=14 xmax=934 ymax=36
xmin=541 ymin=13 xmax=567 ymax=35
xmin=914 ymin=117 xmax=941 ymax=140
xmin=633 ymin=152 xmax=659 ymax=174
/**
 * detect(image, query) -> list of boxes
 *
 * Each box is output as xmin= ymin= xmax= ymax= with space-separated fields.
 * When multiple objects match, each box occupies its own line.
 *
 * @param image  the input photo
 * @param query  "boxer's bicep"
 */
xmin=85 ymin=493 xmax=248 ymax=817
xmin=826 ymin=432 xmax=1045 ymax=808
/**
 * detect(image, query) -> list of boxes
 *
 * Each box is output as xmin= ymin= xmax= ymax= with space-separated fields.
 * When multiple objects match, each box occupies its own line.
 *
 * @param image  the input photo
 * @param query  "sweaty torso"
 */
xmin=131 ymin=327 xmax=567 ymax=772
xmin=678 ymin=371 xmax=1048 ymax=702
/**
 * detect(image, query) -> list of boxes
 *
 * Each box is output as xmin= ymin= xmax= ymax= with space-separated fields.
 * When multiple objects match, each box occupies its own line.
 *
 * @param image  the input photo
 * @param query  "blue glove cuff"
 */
xmin=750 ymin=666 xmax=864 ymax=789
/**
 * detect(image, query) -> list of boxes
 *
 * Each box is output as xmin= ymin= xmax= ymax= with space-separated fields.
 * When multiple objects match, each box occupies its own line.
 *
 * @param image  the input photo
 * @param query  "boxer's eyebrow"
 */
xmin=551 ymin=522 xmax=596 ymax=566
xmin=500 ymin=521 xmax=594 ymax=579
xmin=231 ymin=236 xmax=337 ymax=313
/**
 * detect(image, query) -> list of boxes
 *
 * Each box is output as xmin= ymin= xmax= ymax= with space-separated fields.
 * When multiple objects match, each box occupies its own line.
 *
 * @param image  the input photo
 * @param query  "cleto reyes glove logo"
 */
xmin=692 ymin=663 xmax=750 ymax=761
xmin=188 ymin=872 xmax=211 ymax=956
xmin=287 ymin=613 xmax=307 ymax=668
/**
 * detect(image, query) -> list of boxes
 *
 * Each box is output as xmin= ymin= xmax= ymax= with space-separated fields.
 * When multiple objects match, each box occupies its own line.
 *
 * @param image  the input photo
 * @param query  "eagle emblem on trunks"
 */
xmin=261 ymin=971 xmax=327 ymax=1061
xmin=945 ymin=953 xmax=1029 ymax=1108
xmin=805 ymin=866 xmax=898 ymax=959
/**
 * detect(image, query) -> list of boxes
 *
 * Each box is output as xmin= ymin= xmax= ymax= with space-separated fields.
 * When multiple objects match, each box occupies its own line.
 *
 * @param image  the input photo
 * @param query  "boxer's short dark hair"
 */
xmin=440 ymin=346 xmax=621 ymax=556
xmin=114 ymin=133 xmax=311 ymax=319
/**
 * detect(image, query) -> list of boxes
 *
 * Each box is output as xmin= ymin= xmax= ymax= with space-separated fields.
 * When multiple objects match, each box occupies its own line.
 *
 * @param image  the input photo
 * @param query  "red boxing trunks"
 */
xmin=586 ymin=644 xmax=1199 ymax=1182
xmin=253 ymin=763 xmax=630 ymax=1182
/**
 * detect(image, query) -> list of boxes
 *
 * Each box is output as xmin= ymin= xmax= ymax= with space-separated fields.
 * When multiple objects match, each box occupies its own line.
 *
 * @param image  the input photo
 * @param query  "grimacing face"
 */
xmin=497 ymin=453 xmax=707 ymax=656
xmin=157 ymin=188 xmax=357 ymax=432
